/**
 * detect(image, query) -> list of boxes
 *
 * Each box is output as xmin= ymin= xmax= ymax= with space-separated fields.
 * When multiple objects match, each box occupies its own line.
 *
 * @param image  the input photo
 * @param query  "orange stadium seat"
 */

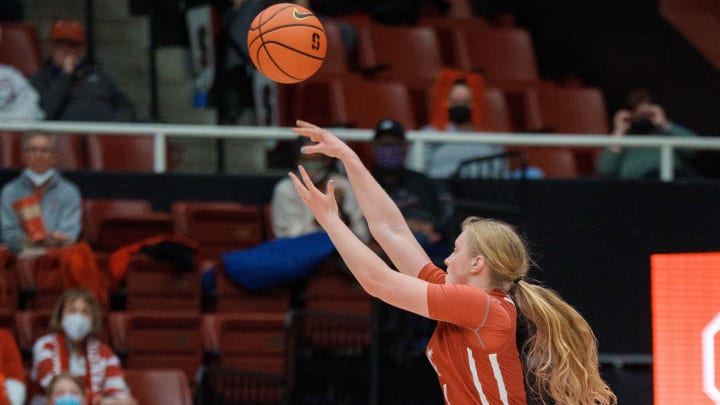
xmin=124 ymin=368 xmax=193 ymax=405
xmin=0 ymin=22 xmax=42 ymax=77
xmin=335 ymin=76 xmax=417 ymax=130
xmin=171 ymin=201 xmax=264 ymax=260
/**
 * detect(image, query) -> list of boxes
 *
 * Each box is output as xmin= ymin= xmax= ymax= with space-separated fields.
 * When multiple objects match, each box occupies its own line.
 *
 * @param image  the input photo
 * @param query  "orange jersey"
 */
xmin=420 ymin=263 xmax=527 ymax=405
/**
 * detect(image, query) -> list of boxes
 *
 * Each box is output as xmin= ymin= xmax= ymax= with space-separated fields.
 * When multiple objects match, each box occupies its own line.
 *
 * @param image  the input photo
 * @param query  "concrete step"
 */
xmin=96 ymin=45 xmax=150 ymax=83
xmin=156 ymin=46 xmax=193 ymax=84
xmin=94 ymin=16 xmax=148 ymax=48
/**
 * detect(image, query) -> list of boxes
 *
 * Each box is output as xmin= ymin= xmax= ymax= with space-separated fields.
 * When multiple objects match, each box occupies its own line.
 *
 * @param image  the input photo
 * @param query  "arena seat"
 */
xmin=171 ymin=201 xmax=264 ymax=260
xmin=202 ymin=312 xmax=289 ymax=372
xmin=124 ymin=368 xmax=193 ymax=405
xmin=0 ymin=247 xmax=18 ymax=312
xmin=81 ymin=199 xmax=172 ymax=252
xmin=109 ymin=311 xmax=203 ymax=384
xmin=215 ymin=263 xmax=292 ymax=314
xmin=124 ymin=253 xmax=201 ymax=312
xmin=356 ymin=24 xmax=444 ymax=87
xmin=335 ymin=76 xmax=417 ymax=130
xmin=86 ymin=135 xmax=157 ymax=172
xmin=311 ymin=20 xmax=351 ymax=79
xmin=510 ymin=146 xmax=580 ymax=178
xmin=0 ymin=22 xmax=42 ymax=77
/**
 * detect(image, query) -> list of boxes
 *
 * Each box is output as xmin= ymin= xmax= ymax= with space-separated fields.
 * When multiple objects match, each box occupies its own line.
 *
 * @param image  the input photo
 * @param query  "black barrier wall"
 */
xmin=3 ymin=169 xmax=720 ymax=355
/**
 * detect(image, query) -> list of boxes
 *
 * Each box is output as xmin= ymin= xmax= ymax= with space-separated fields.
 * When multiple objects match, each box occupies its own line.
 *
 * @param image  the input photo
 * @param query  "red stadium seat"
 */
xmin=511 ymin=147 xmax=580 ymax=179
xmin=311 ymin=20 xmax=351 ymax=79
xmin=356 ymin=24 xmax=444 ymax=86
xmin=124 ymin=253 xmax=201 ymax=312
xmin=109 ymin=311 xmax=203 ymax=384
xmin=171 ymin=201 xmax=264 ymax=260
xmin=202 ymin=312 xmax=289 ymax=372
xmin=124 ymin=368 xmax=193 ymax=405
xmin=86 ymin=135 xmax=158 ymax=172
xmin=82 ymin=199 xmax=173 ymax=253
xmin=0 ymin=22 xmax=42 ymax=77
xmin=335 ymin=76 xmax=417 ymax=130
xmin=0 ymin=247 xmax=18 ymax=312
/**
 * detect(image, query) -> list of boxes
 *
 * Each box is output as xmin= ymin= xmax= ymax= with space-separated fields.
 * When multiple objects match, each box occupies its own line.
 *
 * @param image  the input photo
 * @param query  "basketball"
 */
xmin=247 ymin=3 xmax=327 ymax=84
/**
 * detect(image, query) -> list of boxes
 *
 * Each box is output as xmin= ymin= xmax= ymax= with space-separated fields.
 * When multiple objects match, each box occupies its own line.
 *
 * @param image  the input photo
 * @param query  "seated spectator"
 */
xmin=597 ymin=89 xmax=698 ymax=179
xmin=372 ymin=119 xmax=454 ymax=266
xmin=43 ymin=373 xmax=86 ymax=405
xmin=406 ymin=69 xmax=505 ymax=178
xmin=30 ymin=288 xmax=137 ymax=405
xmin=271 ymin=136 xmax=369 ymax=242
xmin=30 ymin=19 xmax=135 ymax=122
xmin=0 ymin=328 xmax=26 ymax=405
xmin=0 ymin=131 xmax=81 ymax=256
xmin=0 ymin=63 xmax=44 ymax=121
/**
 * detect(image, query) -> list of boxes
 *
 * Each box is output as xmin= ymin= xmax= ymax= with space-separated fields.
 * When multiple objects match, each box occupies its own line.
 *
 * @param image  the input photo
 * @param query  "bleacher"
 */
xmin=2 ymin=0 xmax=720 ymax=404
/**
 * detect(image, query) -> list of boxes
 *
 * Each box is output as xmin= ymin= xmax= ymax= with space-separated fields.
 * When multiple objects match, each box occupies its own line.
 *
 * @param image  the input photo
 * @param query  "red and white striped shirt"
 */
xmin=420 ymin=264 xmax=527 ymax=405
xmin=31 ymin=333 xmax=130 ymax=401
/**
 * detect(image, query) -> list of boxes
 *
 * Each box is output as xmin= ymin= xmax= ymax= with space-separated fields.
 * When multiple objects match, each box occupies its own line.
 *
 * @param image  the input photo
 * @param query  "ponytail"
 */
xmin=514 ymin=281 xmax=617 ymax=405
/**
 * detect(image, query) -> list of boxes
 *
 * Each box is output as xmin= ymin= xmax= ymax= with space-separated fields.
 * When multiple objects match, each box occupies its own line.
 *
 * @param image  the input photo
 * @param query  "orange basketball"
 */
xmin=247 ymin=3 xmax=327 ymax=84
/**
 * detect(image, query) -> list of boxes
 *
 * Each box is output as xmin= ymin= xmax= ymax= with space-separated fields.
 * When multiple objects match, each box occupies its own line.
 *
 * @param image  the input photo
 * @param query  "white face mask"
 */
xmin=23 ymin=168 xmax=56 ymax=186
xmin=62 ymin=313 xmax=92 ymax=341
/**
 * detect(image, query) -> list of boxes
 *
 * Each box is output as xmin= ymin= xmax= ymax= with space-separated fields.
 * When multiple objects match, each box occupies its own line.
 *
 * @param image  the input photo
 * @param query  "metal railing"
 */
xmin=2 ymin=121 xmax=720 ymax=181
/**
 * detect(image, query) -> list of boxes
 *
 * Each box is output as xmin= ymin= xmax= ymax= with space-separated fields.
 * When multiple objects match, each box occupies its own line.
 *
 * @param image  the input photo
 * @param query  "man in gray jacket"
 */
xmin=30 ymin=19 xmax=135 ymax=122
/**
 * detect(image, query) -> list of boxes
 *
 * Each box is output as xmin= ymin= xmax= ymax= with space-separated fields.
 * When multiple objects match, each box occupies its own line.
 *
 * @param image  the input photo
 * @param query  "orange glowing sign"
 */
xmin=651 ymin=253 xmax=720 ymax=404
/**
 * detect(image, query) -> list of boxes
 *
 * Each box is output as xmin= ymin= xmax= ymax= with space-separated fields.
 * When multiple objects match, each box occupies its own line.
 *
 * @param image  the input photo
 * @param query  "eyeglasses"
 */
xmin=24 ymin=147 xmax=53 ymax=154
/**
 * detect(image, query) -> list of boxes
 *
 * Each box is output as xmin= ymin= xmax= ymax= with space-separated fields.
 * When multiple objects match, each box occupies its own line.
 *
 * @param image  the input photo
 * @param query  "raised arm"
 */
xmin=292 ymin=120 xmax=431 ymax=277
xmin=289 ymin=165 xmax=430 ymax=316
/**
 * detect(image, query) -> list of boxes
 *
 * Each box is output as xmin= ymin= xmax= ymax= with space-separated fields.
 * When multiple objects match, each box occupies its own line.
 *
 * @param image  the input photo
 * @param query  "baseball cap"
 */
xmin=374 ymin=119 xmax=405 ymax=140
xmin=50 ymin=19 xmax=85 ymax=43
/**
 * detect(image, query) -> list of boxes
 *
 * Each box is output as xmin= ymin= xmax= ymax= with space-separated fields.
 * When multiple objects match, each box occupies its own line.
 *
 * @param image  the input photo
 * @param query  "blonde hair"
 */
xmin=45 ymin=372 xmax=85 ymax=398
xmin=48 ymin=288 xmax=103 ymax=337
xmin=461 ymin=217 xmax=617 ymax=405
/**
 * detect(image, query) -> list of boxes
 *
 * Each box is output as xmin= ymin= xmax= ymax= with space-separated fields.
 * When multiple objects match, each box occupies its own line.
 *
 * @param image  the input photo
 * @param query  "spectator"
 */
xmin=30 ymin=19 xmax=135 ymax=122
xmin=597 ymin=89 xmax=698 ymax=179
xmin=43 ymin=373 xmax=86 ymax=405
xmin=0 ymin=328 xmax=26 ymax=405
xmin=406 ymin=69 xmax=505 ymax=178
xmin=372 ymin=119 xmax=454 ymax=266
xmin=271 ymin=136 xmax=369 ymax=242
xmin=0 ymin=132 xmax=81 ymax=256
xmin=0 ymin=63 xmax=44 ymax=121
xmin=30 ymin=288 xmax=137 ymax=405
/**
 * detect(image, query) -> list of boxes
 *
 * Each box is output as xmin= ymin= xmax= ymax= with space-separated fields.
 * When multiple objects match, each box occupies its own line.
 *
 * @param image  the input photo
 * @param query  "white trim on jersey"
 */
xmin=489 ymin=353 xmax=510 ymax=405
xmin=467 ymin=347 xmax=491 ymax=405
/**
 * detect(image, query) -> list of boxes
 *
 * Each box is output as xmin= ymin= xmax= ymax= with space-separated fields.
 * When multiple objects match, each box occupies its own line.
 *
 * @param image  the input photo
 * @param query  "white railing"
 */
xmin=2 ymin=121 xmax=720 ymax=181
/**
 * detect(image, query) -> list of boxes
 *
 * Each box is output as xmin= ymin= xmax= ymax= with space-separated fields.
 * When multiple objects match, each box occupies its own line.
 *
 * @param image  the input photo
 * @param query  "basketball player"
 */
xmin=289 ymin=120 xmax=616 ymax=405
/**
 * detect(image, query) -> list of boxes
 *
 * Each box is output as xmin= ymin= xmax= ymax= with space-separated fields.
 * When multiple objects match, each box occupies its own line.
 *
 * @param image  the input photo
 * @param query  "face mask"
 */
xmin=54 ymin=395 xmax=83 ymax=405
xmin=23 ymin=168 xmax=56 ymax=186
xmin=62 ymin=313 xmax=92 ymax=341
xmin=374 ymin=144 xmax=405 ymax=171
xmin=448 ymin=105 xmax=472 ymax=125
xmin=301 ymin=160 xmax=331 ymax=184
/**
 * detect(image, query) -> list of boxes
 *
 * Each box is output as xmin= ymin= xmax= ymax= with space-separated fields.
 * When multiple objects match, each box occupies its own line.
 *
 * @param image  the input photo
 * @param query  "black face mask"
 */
xmin=448 ymin=105 xmax=472 ymax=125
xmin=628 ymin=118 xmax=657 ymax=135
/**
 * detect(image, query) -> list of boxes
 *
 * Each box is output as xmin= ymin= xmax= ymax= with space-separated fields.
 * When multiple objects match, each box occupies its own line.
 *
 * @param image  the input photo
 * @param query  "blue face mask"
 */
xmin=373 ymin=144 xmax=405 ymax=171
xmin=54 ymin=394 xmax=83 ymax=405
